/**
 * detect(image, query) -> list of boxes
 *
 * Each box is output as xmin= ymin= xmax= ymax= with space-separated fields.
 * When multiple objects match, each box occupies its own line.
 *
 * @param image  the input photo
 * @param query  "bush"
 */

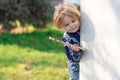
xmin=0 ymin=0 xmax=54 ymax=29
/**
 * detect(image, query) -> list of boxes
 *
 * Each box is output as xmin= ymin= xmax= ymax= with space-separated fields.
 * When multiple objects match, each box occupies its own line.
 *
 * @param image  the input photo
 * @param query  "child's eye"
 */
xmin=65 ymin=24 xmax=69 ymax=27
xmin=72 ymin=20 xmax=75 ymax=22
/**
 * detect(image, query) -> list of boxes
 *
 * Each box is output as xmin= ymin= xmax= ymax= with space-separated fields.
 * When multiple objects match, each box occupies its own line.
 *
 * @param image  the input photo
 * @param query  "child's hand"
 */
xmin=71 ymin=44 xmax=81 ymax=52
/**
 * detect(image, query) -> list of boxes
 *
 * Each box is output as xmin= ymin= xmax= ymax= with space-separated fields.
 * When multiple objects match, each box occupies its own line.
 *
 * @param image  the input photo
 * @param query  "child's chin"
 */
xmin=71 ymin=31 xmax=77 ymax=33
xmin=73 ymin=29 xmax=78 ymax=32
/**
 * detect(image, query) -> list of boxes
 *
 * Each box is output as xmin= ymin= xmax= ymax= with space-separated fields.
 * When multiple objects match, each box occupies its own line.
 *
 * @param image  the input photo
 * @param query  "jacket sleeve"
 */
xmin=62 ymin=37 xmax=73 ymax=61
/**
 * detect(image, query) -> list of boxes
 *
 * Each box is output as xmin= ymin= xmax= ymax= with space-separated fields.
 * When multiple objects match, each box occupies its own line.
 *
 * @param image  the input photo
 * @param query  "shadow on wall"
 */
xmin=110 ymin=0 xmax=120 ymax=41
xmin=80 ymin=11 xmax=96 ymax=62
xmin=110 ymin=0 xmax=120 ymax=20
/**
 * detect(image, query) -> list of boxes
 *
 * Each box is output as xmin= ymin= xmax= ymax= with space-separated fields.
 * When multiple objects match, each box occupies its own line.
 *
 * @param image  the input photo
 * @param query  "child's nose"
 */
xmin=70 ymin=24 xmax=74 ymax=28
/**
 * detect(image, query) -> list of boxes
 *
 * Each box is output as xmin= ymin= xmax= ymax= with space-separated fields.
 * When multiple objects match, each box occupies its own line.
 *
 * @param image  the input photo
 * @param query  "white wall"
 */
xmin=80 ymin=0 xmax=120 ymax=80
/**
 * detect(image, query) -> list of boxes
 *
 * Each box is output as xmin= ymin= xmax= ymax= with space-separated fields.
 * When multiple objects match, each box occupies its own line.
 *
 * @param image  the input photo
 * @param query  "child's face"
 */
xmin=62 ymin=16 xmax=80 ymax=33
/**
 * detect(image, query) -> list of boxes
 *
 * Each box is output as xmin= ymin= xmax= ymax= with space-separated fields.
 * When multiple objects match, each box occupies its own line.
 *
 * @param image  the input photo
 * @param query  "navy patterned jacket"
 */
xmin=62 ymin=29 xmax=82 ymax=62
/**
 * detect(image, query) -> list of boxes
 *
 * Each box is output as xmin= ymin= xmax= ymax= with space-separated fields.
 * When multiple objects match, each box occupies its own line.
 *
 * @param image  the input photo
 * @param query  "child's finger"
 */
xmin=71 ymin=44 xmax=80 ymax=52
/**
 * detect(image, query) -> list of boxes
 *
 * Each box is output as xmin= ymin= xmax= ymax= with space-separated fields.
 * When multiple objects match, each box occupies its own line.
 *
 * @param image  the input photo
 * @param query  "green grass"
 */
xmin=0 ymin=26 xmax=69 ymax=80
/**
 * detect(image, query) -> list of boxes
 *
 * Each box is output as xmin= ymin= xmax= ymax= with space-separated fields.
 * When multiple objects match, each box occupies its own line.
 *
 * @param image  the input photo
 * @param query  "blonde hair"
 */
xmin=53 ymin=3 xmax=80 ymax=29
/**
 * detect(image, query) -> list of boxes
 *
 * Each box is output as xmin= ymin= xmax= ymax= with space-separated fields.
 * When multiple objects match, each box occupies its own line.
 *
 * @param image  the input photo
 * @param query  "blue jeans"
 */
xmin=68 ymin=61 xmax=80 ymax=80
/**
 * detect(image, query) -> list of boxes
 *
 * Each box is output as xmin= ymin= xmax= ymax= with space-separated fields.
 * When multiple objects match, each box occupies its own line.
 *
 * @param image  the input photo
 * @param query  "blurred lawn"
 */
xmin=0 ymin=25 xmax=69 ymax=80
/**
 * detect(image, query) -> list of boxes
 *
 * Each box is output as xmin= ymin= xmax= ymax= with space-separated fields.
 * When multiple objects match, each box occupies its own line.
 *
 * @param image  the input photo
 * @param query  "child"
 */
xmin=53 ymin=3 xmax=83 ymax=80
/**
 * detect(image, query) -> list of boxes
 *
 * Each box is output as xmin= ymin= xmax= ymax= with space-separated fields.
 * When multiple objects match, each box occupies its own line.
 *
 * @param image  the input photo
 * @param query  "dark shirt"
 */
xmin=62 ymin=29 xmax=81 ymax=62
